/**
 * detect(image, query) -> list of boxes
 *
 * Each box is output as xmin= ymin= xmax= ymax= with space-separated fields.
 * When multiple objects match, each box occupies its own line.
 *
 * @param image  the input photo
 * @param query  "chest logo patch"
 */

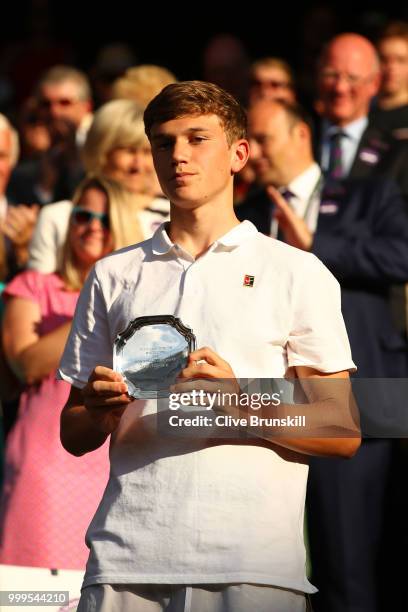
xmin=243 ymin=274 xmax=255 ymax=287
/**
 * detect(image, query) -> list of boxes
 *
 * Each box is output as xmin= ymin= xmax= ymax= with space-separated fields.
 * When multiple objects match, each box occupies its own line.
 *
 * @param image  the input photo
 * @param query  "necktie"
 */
xmin=275 ymin=188 xmax=293 ymax=241
xmin=279 ymin=188 xmax=294 ymax=203
xmin=327 ymin=130 xmax=345 ymax=180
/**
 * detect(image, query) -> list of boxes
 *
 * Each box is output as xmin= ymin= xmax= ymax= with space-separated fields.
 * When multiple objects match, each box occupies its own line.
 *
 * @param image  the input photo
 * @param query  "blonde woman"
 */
xmin=28 ymin=99 xmax=169 ymax=273
xmin=0 ymin=176 xmax=128 ymax=595
xmin=111 ymin=64 xmax=177 ymax=108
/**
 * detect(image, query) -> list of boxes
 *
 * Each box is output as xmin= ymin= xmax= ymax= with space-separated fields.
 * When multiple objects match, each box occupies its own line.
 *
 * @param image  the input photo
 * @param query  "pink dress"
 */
xmin=0 ymin=270 xmax=109 ymax=569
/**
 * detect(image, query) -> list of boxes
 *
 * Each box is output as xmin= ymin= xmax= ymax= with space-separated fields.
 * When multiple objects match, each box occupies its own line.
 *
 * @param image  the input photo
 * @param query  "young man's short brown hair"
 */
xmin=144 ymin=80 xmax=247 ymax=146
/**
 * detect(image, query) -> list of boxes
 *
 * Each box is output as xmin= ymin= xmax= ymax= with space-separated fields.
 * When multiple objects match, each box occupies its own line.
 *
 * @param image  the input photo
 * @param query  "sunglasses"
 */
xmin=39 ymin=98 xmax=77 ymax=109
xmin=71 ymin=207 xmax=110 ymax=230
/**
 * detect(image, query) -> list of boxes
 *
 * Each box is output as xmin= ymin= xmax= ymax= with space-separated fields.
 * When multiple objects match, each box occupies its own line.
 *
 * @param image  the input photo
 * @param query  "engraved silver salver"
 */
xmin=113 ymin=315 xmax=196 ymax=399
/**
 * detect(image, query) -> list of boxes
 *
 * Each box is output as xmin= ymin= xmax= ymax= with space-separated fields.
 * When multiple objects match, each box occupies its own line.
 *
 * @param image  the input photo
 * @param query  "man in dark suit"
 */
xmin=238 ymin=98 xmax=408 ymax=612
xmin=315 ymin=38 xmax=408 ymax=610
xmin=316 ymin=32 xmax=408 ymax=199
xmin=236 ymin=99 xmax=322 ymax=238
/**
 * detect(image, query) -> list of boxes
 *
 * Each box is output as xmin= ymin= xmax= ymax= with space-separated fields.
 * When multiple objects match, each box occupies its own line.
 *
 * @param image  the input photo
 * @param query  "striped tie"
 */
xmin=280 ymin=188 xmax=294 ymax=203
xmin=276 ymin=188 xmax=293 ymax=241
xmin=327 ymin=130 xmax=345 ymax=179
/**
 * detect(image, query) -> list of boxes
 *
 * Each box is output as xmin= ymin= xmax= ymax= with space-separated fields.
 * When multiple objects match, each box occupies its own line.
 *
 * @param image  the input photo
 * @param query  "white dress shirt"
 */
xmin=271 ymin=162 xmax=322 ymax=236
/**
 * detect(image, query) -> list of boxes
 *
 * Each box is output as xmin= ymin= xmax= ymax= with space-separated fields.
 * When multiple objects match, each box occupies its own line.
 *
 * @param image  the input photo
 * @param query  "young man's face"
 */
xmin=149 ymin=114 xmax=246 ymax=209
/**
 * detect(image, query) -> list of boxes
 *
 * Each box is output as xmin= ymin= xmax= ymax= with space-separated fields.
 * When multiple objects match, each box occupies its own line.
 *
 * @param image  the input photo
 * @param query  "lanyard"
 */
xmin=271 ymin=173 xmax=323 ymax=237
xmin=289 ymin=173 xmax=323 ymax=223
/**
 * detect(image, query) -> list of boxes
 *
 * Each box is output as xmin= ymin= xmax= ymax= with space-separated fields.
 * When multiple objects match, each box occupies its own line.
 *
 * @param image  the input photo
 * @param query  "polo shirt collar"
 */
xmin=151 ymin=222 xmax=174 ymax=255
xmin=215 ymin=220 xmax=258 ymax=248
xmin=151 ymin=220 xmax=258 ymax=256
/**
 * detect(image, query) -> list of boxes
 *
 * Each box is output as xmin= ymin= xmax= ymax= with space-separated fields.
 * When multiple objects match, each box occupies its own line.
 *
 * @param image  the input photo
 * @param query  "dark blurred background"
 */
xmin=1 ymin=0 xmax=408 ymax=112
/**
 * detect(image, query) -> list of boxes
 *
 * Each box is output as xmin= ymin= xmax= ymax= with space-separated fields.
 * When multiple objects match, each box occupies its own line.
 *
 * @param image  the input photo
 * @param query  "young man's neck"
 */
xmin=168 ymin=196 xmax=239 ymax=259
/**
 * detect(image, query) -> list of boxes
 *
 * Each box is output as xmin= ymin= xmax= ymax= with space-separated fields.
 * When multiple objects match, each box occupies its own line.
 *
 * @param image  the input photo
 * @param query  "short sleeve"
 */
xmin=287 ymin=255 xmax=356 ymax=373
xmin=3 ymin=269 xmax=46 ymax=305
xmin=57 ymin=266 xmax=113 ymax=388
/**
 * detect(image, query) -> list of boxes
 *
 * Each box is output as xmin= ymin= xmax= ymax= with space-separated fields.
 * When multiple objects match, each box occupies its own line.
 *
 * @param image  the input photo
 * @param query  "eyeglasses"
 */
xmin=39 ymin=98 xmax=77 ymax=109
xmin=320 ymin=71 xmax=373 ymax=86
xmin=71 ymin=207 xmax=110 ymax=230
xmin=250 ymin=78 xmax=291 ymax=89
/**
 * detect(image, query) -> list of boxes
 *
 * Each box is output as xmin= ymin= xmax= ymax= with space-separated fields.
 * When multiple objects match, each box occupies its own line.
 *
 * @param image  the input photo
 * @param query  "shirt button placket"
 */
xmin=183 ymin=261 xmax=199 ymax=299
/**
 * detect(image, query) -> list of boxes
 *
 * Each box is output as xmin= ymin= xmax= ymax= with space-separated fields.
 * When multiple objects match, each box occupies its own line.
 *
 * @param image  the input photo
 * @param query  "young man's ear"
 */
xmin=231 ymin=139 xmax=250 ymax=174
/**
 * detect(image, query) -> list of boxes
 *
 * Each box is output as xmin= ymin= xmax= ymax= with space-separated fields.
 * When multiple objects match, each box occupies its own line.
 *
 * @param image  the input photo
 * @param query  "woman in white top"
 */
xmin=28 ymin=99 xmax=170 ymax=273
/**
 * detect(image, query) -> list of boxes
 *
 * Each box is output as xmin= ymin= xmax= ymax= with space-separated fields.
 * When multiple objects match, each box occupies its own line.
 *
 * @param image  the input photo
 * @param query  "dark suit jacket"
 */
xmin=369 ymin=103 xmax=408 ymax=142
xmin=7 ymin=158 xmax=85 ymax=206
xmin=313 ymin=177 xmax=408 ymax=379
xmin=237 ymin=177 xmax=408 ymax=434
xmin=237 ymin=177 xmax=408 ymax=378
xmin=316 ymin=121 xmax=408 ymax=202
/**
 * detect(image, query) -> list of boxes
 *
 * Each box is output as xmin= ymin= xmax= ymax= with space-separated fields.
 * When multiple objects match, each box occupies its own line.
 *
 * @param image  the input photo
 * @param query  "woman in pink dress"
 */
xmin=0 ymin=175 xmax=132 ymax=570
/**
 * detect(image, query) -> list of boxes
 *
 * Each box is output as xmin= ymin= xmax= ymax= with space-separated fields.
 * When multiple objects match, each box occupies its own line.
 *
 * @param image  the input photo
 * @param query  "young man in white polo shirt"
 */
xmin=59 ymin=81 xmax=360 ymax=612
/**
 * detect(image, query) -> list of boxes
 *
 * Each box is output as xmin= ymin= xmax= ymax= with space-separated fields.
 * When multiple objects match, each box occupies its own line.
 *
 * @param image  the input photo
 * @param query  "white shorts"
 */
xmin=77 ymin=583 xmax=310 ymax=612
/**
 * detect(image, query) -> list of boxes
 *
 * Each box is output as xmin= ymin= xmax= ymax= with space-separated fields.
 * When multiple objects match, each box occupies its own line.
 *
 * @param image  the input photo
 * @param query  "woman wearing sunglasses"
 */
xmin=0 ymin=174 xmax=133 ymax=599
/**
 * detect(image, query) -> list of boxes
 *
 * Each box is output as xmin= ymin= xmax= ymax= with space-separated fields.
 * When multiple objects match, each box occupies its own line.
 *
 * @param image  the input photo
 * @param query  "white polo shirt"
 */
xmin=58 ymin=221 xmax=355 ymax=593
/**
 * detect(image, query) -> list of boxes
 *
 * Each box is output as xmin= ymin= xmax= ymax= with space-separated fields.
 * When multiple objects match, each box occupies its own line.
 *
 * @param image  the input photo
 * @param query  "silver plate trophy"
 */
xmin=113 ymin=315 xmax=196 ymax=399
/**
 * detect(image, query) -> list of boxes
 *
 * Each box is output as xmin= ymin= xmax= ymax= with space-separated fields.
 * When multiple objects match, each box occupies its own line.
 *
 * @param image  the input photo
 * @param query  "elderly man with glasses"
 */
xmin=316 ymin=33 xmax=408 ymax=194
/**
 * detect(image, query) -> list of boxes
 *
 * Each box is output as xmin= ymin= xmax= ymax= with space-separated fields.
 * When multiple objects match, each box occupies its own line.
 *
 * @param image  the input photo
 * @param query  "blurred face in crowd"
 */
xmin=39 ymin=80 xmax=91 ymax=127
xmin=103 ymin=142 xmax=159 ymax=195
xmin=249 ymin=65 xmax=295 ymax=104
xmin=70 ymin=186 xmax=112 ymax=269
xmin=248 ymin=102 xmax=308 ymax=187
xmin=377 ymin=36 xmax=408 ymax=97
xmin=318 ymin=34 xmax=380 ymax=126
xmin=0 ymin=129 xmax=13 ymax=196
xmin=22 ymin=122 xmax=50 ymax=156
